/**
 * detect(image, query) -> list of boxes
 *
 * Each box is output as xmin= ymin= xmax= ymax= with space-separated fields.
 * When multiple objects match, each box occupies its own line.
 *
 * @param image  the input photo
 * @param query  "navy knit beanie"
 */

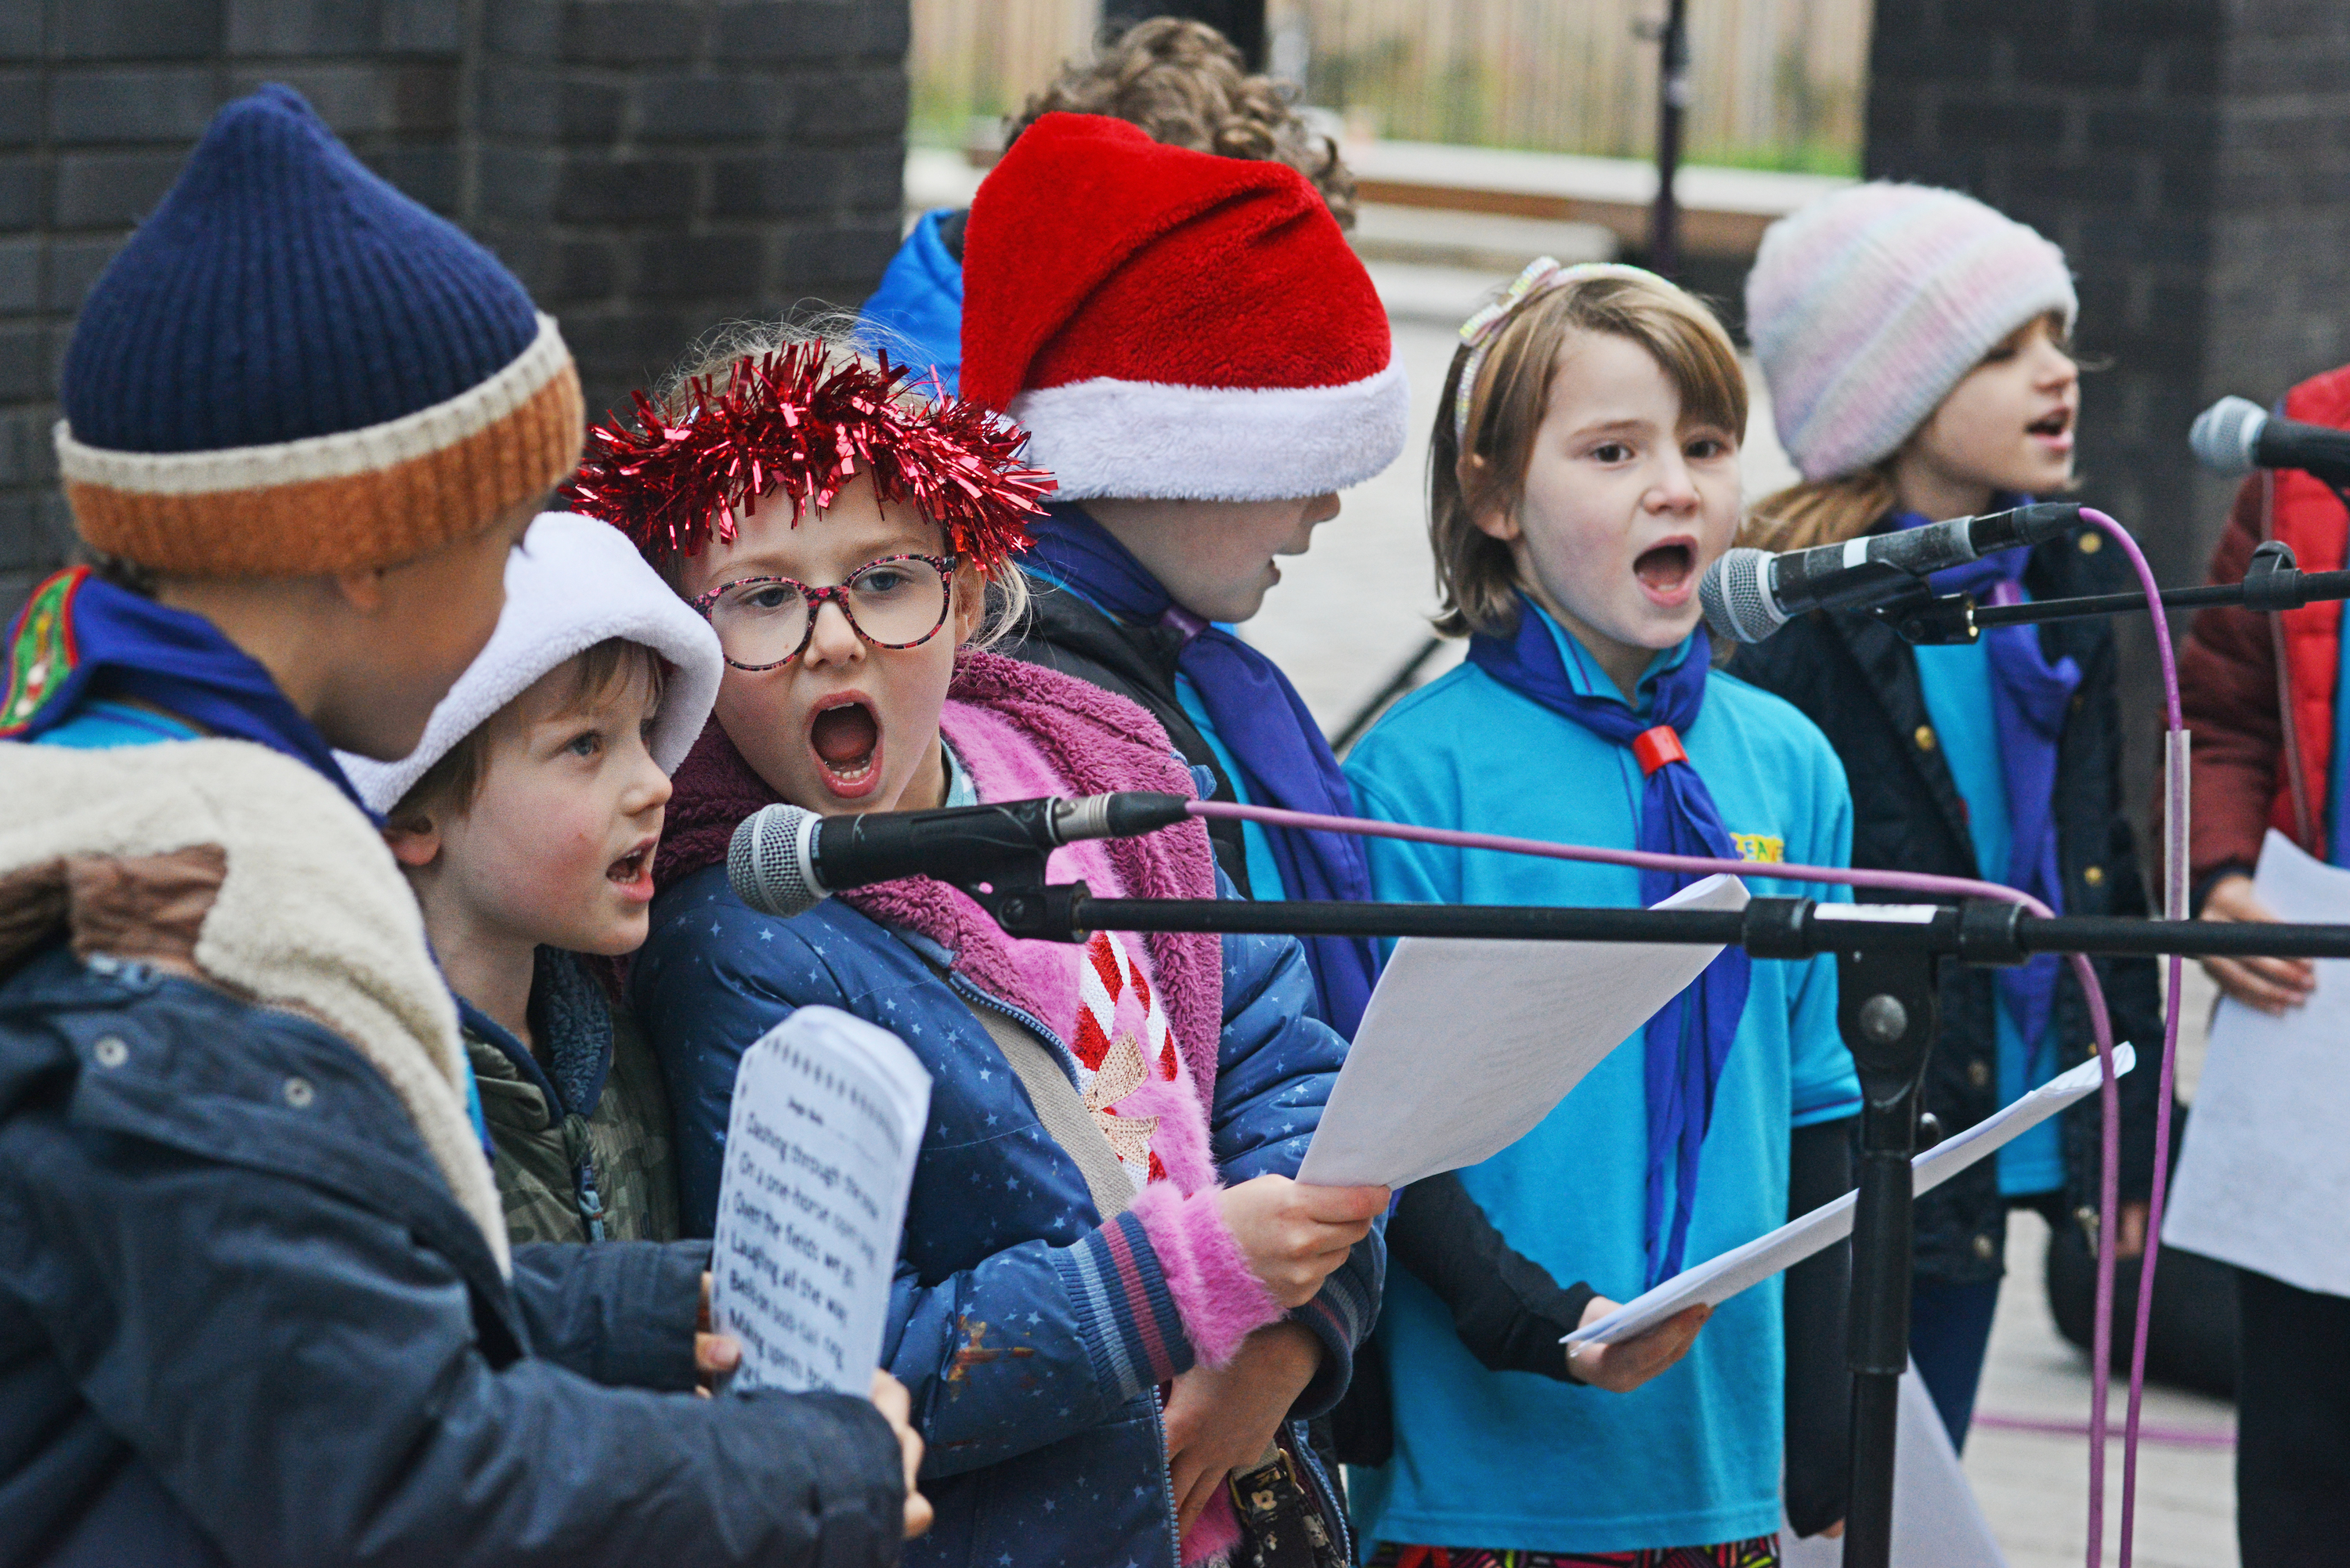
xmin=55 ymin=85 xmax=583 ymax=576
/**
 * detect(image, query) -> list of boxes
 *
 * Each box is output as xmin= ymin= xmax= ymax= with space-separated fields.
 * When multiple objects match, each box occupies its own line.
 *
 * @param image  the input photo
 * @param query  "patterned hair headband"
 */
xmin=1451 ymin=258 xmax=1675 ymax=449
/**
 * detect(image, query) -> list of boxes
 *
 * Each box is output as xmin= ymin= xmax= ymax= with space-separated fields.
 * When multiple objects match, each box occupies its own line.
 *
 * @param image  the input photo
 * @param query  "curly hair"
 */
xmin=1004 ymin=17 xmax=1356 ymax=229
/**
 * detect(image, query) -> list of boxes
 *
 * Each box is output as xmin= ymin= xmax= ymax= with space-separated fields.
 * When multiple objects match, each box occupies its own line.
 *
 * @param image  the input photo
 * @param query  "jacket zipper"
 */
xmin=560 ymin=1112 xmax=606 ymax=1242
xmin=1151 ymin=1382 xmax=1184 ymax=1567
xmin=943 ymin=970 xmax=1080 ymax=1079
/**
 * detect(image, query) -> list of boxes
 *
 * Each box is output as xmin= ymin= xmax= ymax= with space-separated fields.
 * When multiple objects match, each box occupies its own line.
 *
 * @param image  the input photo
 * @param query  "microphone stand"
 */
xmin=1878 ymin=537 xmax=2350 ymax=644
xmin=938 ymin=848 xmax=2350 ymax=1568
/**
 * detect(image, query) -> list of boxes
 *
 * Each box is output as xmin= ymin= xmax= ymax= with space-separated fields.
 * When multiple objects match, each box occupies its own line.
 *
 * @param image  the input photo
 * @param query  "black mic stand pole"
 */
xmin=940 ymin=851 xmax=2350 ymax=1568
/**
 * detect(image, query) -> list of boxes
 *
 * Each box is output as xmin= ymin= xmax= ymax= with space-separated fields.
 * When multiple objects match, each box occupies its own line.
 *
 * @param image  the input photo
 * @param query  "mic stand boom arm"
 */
xmin=1880 ymin=538 xmax=2350 ymax=645
xmin=958 ymin=868 xmax=2350 ymax=1568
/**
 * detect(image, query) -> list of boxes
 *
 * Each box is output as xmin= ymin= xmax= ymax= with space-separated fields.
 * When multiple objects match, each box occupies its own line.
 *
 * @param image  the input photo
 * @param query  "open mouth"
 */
xmin=2027 ymin=407 xmax=2073 ymax=441
xmin=809 ymin=697 xmax=883 ymax=797
xmin=1634 ymin=540 xmax=1697 ymax=601
xmin=606 ymin=838 xmax=657 ymax=900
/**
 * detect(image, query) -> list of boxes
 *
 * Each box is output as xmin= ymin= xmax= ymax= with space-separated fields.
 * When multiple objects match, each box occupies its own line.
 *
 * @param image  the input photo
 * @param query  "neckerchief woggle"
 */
xmin=2 ymin=566 xmax=370 ymax=811
xmin=1022 ymin=507 xmax=1379 ymax=1037
xmin=1899 ymin=509 xmax=2081 ymax=1051
xmin=1468 ymin=594 xmax=1751 ymax=1288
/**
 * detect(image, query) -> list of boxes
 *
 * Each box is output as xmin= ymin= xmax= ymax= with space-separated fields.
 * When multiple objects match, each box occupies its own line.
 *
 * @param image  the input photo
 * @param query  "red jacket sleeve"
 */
xmin=2172 ymin=475 xmax=2294 ymax=894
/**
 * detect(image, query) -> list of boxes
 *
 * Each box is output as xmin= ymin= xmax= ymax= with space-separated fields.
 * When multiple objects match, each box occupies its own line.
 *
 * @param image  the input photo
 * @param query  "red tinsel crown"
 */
xmin=565 ymin=342 xmax=1053 ymax=573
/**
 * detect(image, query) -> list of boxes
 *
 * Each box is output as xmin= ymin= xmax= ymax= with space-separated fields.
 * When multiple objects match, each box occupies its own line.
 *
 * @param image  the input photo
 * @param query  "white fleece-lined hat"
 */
xmin=338 ymin=511 xmax=721 ymax=816
xmin=1745 ymin=182 xmax=2077 ymax=482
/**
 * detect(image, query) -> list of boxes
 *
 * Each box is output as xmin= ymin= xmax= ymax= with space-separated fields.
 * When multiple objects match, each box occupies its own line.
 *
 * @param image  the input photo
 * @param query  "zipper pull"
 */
xmin=563 ymin=1114 xmax=607 ymax=1242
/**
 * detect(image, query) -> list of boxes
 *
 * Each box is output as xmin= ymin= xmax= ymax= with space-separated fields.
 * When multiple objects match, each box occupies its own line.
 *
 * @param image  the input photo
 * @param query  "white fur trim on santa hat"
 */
xmin=1009 ymin=360 xmax=1410 ymax=501
xmin=338 ymin=511 xmax=722 ymax=816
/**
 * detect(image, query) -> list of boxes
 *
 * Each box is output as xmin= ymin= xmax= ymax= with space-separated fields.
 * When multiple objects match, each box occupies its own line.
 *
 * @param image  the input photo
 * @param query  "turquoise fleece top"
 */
xmin=1341 ymin=611 xmax=1862 ymax=1553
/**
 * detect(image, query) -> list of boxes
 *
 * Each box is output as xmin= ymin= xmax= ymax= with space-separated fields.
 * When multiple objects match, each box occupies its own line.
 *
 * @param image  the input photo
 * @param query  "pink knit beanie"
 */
xmin=1745 ymin=182 xmax=2076 ymax=481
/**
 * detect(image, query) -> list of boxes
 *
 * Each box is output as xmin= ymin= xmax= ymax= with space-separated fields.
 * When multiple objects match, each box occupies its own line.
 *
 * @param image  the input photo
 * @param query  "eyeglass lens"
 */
xmin=706 ymin=557 xmax=952 ymax=667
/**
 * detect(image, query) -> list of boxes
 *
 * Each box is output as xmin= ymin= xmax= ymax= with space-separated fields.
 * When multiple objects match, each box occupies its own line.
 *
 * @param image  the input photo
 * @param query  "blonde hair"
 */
xmin=1430 ymin=273 xmax=1748 ymax=638
xmin=1006 ymin=17 xmax=1355 ymax=229
xmin=649 ymin=316 xmax=1032 ymax=649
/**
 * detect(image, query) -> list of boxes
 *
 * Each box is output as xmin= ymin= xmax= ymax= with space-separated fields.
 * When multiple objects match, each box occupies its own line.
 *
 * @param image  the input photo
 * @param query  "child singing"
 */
xmin=1734 ymin=183 xmax=2163 ymax=1450
xmin=1343 ymin=262 xmax=1863 ymax=1562
xmin=577 ymin=329 xmax=1389 ymax=1568
xmin=339 ymin=513 xmax=723 ymax=1245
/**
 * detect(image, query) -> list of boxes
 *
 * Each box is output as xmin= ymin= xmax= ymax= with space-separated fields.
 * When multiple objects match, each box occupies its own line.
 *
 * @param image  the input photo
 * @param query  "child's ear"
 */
xmin=952 ymin=562 xmax=988 ymax=642
xmin=382 ymin=814 xmax=444 ymax=869
xmin=1460 ymin=455 xmax=1523 ymax=544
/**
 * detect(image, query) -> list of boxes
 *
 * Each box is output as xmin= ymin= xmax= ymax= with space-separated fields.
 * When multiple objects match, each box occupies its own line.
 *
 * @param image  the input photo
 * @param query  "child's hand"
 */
xmin=869 ymin=1371 xmax=932 ymax=1540
xmin=2199 ymin=873 xmax=2316 ymax=1013
xmin=696 ymin=1270 xmax=738 ymax=1394
xmin=1564 ymin=1299 xmax=1711 ymax=1393
xmin=1214 ymin=1176 xmax=1388 ymax=1307
xmin=1162 ymin=1322 xmax=1321 ymax=1536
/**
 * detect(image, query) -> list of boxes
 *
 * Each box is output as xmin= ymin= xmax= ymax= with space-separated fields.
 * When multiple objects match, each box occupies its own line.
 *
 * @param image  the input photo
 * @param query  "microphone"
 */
xmin=727 ymin=793 xmax=1194 ymax=919
xmin=2190 ymin=395 xmax=2350 ymax=488
xmin=1700 ymin=501 xmax=2084 ymax=644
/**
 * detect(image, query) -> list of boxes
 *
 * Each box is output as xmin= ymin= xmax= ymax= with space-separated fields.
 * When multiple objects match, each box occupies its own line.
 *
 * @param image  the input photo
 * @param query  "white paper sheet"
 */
xmin=1568 ymin=1043 xmax=2136 ymax=1346
xmin=1779 ymin=1363 xmax=2007 ymax=1567
xmin=1295 ymin=873 xmax=1750 ymax=1189
xmin=708 ymin=1006 xmax=931 ymax=1396
xmin=2163 ymin=829 xmax=2350 ymax=1295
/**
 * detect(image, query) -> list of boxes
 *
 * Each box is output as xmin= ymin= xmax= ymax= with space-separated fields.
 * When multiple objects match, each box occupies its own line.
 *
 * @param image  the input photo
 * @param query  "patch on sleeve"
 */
xmin=1 ymin=567 xmax=89 ymax=737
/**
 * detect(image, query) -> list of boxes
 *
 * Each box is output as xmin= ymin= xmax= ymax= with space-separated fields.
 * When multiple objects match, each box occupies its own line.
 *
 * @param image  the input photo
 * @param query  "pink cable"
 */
xmin=2081 ymin=508 xmax=2189 ymax=1568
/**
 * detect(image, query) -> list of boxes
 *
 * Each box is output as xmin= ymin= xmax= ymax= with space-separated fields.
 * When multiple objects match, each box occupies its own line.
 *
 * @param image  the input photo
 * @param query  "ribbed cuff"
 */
xmin=1130 ymin=1183 xmax=1285 ymax=1368
xmin=1050 ymin=1209 xmax=1193 ymax=1400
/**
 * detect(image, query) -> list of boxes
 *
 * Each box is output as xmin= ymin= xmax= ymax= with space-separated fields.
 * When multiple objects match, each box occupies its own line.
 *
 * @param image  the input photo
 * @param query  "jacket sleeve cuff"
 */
xmin=1128 ymin=1183 xmax=1285 ymax=1368
xmin=1048 ymin=1207 xmax=1197 ymax=1400
xmin=1286 ymin=1233 xmax=1383 ymax=1417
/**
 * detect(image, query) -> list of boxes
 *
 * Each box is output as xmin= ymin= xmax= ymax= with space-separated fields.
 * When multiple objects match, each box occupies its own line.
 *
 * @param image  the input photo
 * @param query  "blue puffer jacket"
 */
xmin=631 ymin=656 xmax=1383 ymax=1568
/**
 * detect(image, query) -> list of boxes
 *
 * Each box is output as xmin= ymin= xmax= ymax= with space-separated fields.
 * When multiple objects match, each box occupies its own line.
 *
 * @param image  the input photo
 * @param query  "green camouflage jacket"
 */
xmin=461 ymin=949 xmax=679 ymax=1245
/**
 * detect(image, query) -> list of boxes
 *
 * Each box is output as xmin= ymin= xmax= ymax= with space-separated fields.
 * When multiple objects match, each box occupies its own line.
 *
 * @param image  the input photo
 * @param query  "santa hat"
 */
xmin=960 ymin=113 xmax=1407 ymax=502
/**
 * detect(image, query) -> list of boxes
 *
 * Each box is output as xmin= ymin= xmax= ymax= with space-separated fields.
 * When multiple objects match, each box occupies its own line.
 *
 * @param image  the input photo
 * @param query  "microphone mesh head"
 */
xmin=728 ymin=804 xmax=824 ymax=918
xmin=1698 ymin=548 xmax=1785 ymax=644
xmin=2190 ymin=396 xmax=2266 ymax=478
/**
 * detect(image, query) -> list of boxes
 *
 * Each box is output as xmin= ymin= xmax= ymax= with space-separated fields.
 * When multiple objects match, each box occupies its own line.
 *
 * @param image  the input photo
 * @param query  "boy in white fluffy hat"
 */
xmin=342 ymin=511 xmax=724 ymax=1245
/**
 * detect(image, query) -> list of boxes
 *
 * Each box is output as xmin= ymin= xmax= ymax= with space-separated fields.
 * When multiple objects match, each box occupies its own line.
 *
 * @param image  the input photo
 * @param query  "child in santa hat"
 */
xmin=960 ymin=110 xmax=1408 ymax=1042
xmin=859 ymin=16 xmax=1356 ymax=396
xmin=577 ymin=326 xmax=1390 ymax=1568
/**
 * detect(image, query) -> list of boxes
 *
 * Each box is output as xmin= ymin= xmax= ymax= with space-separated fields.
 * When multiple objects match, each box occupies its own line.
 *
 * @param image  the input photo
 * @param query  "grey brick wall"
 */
xmin=1864 ymin=0 xmax=2350 ymax=837
xmin=0 ymin=0 xmax=908 ymax=612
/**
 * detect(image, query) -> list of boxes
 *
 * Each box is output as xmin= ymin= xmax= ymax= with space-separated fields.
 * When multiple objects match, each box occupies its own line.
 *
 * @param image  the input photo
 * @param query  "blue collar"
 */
xmin=2 ymin=567 xmax=368 ymax=811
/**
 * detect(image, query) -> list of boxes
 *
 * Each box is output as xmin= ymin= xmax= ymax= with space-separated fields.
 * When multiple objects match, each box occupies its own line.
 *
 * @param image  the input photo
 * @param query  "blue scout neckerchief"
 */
xmin=1469 ymin=594 xmax=1752 ymax=1288
xmin=1023 ymin=505 xmax=1380 ymax=1037
xmin=1902 ymin=511 xmax=2082 ymax=1052
xmin=2 ymin=565 xmax=369 ymax=811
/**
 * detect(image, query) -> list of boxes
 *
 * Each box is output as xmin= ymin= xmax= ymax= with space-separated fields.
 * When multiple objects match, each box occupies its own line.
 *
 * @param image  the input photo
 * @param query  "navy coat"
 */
xmin=0 ymin=945 xmax=906 ymax=1568
xmin=1729 ymin=528 xmax=2164 ymax=1281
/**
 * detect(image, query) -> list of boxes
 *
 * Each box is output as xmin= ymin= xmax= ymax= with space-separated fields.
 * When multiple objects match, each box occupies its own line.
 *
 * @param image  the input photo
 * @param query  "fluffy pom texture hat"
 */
xmin=338 ymin=513 xmax=721 ymax=817
xmin=1745 ymin=182 xmax=2077 ymax=482
xmin=960 ymin=112 xmax=1407 ymax=501
xmin=55 ymin=85 xmax=581 ymax=576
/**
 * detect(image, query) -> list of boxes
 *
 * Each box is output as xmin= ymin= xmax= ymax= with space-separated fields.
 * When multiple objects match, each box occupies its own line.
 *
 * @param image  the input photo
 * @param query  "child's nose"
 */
xmin=802 ymin=598 xmax=864 ymax=665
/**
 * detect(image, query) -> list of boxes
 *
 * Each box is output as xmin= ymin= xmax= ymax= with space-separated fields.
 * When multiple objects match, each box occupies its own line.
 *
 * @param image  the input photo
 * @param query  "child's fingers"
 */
xmin=695 ymin=1331 xmax=740 ymax=1378
xmin=1292 ymin=1183 xmax=1393 ymax=1223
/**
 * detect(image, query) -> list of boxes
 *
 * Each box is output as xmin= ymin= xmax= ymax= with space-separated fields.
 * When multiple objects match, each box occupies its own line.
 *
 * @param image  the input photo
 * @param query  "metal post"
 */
xmin=1832 ymin=945 xmax=1943 ymax=1568
xmin=1650 ymin=0 xmax=1690 ymax=279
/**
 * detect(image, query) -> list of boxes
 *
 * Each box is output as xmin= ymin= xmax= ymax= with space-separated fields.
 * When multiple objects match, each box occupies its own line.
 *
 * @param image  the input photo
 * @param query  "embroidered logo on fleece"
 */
xmin=1 ymin=567 xmax=88 ymax=737
xmin=1730 ymin=833 xmax=1786 ymax=864
xmin=1070 ymin=929 xmax=1180 ymax=1190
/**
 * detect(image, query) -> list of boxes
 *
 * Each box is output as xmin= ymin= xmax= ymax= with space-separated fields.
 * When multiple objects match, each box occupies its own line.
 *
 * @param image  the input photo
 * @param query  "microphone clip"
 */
xmin=1872 ymin=583 xmax=1980 ymax=646
xmin=960 ymin=866 xmax=1092 ymax=945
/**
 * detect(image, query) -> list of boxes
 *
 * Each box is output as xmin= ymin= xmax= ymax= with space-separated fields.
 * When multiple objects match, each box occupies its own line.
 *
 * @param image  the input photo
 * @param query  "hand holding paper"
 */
xmin=1567 ymin=1042 xmax=2137 ymax=1346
